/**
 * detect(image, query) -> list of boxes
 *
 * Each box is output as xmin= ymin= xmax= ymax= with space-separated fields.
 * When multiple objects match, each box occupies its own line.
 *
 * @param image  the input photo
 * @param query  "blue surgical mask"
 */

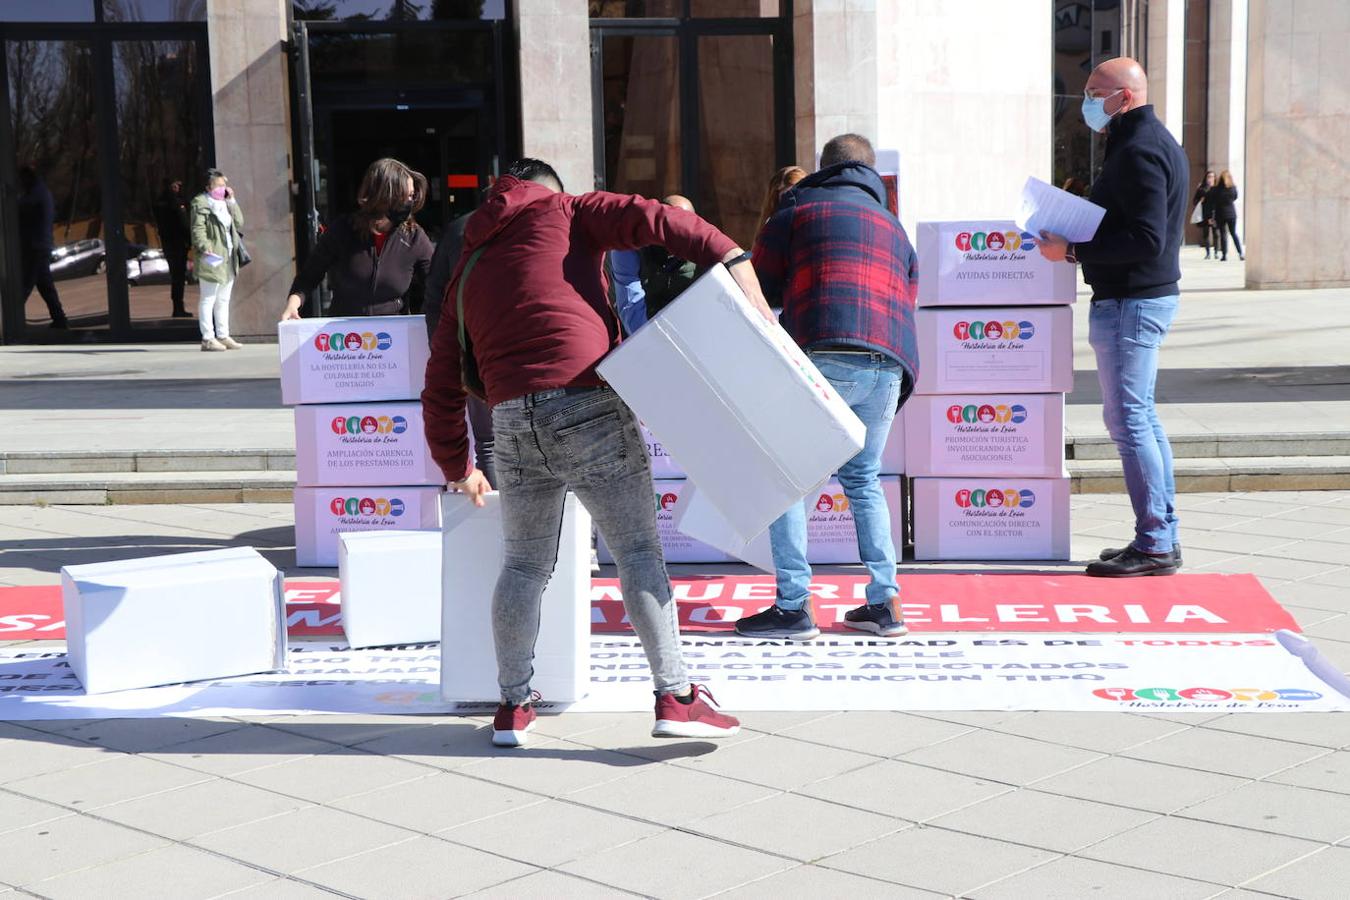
xmin=1082 ymin=89 xmax=1123 ymax=132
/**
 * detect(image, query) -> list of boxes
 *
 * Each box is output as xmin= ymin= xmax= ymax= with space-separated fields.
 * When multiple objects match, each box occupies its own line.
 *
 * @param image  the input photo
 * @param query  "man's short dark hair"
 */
xmin=819 ymin=134 xmax=876 ymax=169
xmin=507 ymin=158 xmax=564 ymax=192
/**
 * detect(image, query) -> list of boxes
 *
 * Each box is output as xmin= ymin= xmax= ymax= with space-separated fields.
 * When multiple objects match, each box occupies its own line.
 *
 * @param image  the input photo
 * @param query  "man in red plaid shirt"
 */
xmin=735 ymin=134 xmax=920 ymax=641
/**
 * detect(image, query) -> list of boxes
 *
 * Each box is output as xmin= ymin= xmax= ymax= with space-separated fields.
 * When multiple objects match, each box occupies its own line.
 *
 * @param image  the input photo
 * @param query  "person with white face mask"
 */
xmin=189 ymin=169 xmax=245 ymax=350
xmin=1037 ymin=57 xmax=1189 ymax=578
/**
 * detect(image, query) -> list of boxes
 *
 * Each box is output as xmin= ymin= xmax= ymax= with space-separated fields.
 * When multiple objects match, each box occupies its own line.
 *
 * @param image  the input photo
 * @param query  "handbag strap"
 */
xmin=455 ymin=246 xmax=487 ymax=357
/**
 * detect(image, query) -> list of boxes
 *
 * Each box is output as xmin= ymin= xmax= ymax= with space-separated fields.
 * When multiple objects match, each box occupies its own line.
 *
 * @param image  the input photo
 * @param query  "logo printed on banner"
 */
xmin=955 ymin=488 xmax=1036 ymax=509
xmin=1093 ymin=686 xmax=1323 ymax=703
xmin=330 ymin=415 xmax=409 ymax=436
xmin=946 ymin=403 xmax=1029 ymax=425
xmin=312 ymin=331 xmax=393 ymax=353
xmin=951 ymin=320 xmax=1037 ymax=342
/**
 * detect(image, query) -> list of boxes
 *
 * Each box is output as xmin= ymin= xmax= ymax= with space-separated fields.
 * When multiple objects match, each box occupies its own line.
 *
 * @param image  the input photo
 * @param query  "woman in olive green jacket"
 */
xmin=189 ymin=168 xmax=245 ymax=350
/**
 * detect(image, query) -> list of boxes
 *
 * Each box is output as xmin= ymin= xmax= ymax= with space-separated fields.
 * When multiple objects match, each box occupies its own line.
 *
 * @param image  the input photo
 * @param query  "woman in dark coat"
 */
xmin=1212 ymin=170 xmax=1244 ymax=262
xmin=1193 ymin=170 xmax=1217 ymax=259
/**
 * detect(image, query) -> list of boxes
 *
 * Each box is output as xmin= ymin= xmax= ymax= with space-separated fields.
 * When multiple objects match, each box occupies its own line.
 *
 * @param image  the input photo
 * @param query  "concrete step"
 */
xmin=1068 ymin=432 xmax=1350 ymax=461
xmin=4 ymin=457 xmax=1350 ymax=504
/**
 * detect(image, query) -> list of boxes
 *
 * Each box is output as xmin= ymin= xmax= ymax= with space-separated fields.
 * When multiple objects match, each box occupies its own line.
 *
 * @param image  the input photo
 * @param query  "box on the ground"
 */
xmin=338 ymin=530 xmax=440 ymax=649
xmin=279 ymin=316 xmax=430 ymax=406
xmin=295 ymin=402 xmax=442 ymax=488
xmin=294 ymin=485 xmax=441 ymax=567
xmin=914 ymin=305 xmax=1073 ymax=394
xmin=631 ymin=477 xmax=906 ymax=568
xmin=917 ymin=220 xmax=1076 ymax=306
xmin=61 ymin=547 xmax=284 ymax=694
xmin=905 ymin=393 xmax=1066 ymax=478
xmin=643 ymin=414 xmax=905 ymax=478
xmin=440 ymin=492 xmax=590 ymax=703
xmin=598 ymin=265 xmax=865 ymax=544
xmin=912 ymin=475 xmax=1070 ymax=560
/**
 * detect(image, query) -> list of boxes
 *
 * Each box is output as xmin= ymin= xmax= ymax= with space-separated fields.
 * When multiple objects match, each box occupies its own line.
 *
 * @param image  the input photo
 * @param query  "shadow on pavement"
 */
xmin=0 ymin=527 xmax=295 ymax=575
xmin=1070 ymin=365 xmax=1350 ymax=405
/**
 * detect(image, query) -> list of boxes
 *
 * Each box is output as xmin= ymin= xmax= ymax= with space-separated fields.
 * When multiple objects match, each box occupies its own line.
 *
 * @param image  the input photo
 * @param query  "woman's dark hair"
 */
xmin=355 ymin=158 xmax=428 ymax=233
xmin=506 ymin=158 xmax=564 ymax=192
xmin=204 ymin=167 xmax=226 ymax=188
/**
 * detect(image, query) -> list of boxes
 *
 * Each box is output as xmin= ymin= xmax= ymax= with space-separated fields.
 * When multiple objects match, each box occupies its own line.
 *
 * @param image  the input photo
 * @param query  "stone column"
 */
xmin=876 ymin=1 xmax=1053 ymax=238
xmin=793 ymin=0 xmax=878 ymax=172
xmin=513 ymin=0 xmax=593 ymax=195
xmin=1146 ymin=0 xmax=1186 ymax=143
xmin=206 ymin=0 xmax=296 ymax=340
xmin=1207 ymin=0 xmax=1247 ymax=225
xmin=1246 ymin=0 xmax=1350 ymax=288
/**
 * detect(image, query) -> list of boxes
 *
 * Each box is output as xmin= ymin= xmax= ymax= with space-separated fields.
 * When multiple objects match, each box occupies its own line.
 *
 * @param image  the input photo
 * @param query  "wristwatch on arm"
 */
xmin=1065 ymin=243 xmax=1078 ymax=265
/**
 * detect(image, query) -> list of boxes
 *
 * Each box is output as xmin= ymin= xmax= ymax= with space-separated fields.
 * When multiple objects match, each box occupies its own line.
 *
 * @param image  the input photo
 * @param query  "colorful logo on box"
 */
xmin=946 ymin=403 xmax=1028 ymax=425
xmin=330 ymin=415 xmax=408 ymax=435
xmin=656 ymin=491 xmax=679 ymax=511
xmin=313 ymin=331 xmax=393 ymax=352
xmin=815 ymin=493 xmax=850 ymax=513
xmin=952 ymin=320 xmax=1035 ymax=341
xmin=954 ymin=230 xmax=1038 ymax=252
xmin=328 ymin=496 xmax=406 ymax=517
xmin=955 ymin=488 xmax=1036 ymax=509
xmin=1093 ymin=687 xmax=1322 ymax=702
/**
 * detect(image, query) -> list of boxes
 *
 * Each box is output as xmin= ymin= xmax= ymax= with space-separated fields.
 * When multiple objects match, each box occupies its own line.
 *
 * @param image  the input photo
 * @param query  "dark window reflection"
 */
xmin=589 ymin=1 xmax=781 ymax=17
xmin=602 ymin=35 xmax=681 ymax=201
xmin=114 ymin=40 xmax=207 ymax=322
xmin=102 ymin=0 xmax=206 ymax=22
xmin=1052 ymin=0 xmax=1120 ymax=188
xmin=697 ymin=34 xmax=774 ymax=249
xmin=307 ymin=29 xmax=494 ymax=85
xmin=7 ymin=40 xmax=102 ymax=329
xmin=0 ymin=1 xmax=95 ymax=23
xmin=589 ymin=1 xmax=682 ymax=17
xmin=689 ymin=0 xmax=778 ymax=17
xmin=293 ymin=0 xmax=505 ymax=21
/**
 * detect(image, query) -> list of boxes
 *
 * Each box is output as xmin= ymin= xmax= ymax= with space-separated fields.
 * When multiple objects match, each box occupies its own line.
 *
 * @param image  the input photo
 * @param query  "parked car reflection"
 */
xmin=127 ymin=247 xmax=171 ymax=285
xmin=49 ymin=239 xmax=105 ymax=281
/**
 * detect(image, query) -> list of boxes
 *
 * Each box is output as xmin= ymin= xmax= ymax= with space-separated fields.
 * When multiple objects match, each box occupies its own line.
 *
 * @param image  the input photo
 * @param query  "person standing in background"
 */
xmin=1212 ymin=170 xmax=1244 ymax=261
xmin=756 ymin=166 xmax=806 ymax=237
xmin=190 ymin=168 xmax=245 ymax=351
xmin=281 ymin=158 xmax=433 ymax=320
xmin=16 ymin=165 xmax=69 ymax=330
xmin=1192 ymin=171 xmax=1216 ymax=259
xmin=608 ymin=194 xmax=701 ymax=335
xmin=153 ymin=178 xmax=193 ymax=317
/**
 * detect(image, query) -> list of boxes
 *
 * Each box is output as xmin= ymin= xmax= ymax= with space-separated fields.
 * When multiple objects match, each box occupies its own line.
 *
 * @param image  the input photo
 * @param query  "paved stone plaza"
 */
xmin=0 ymin=250 xmax=1348 ymax=897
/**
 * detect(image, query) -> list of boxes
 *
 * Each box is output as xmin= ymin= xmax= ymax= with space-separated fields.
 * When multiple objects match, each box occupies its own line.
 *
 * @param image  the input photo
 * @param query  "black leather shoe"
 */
xmin=1087 ymin=546 xmax=1179 ymax=577
xmin=1099 ymin=542 xmax=1182 ymax=567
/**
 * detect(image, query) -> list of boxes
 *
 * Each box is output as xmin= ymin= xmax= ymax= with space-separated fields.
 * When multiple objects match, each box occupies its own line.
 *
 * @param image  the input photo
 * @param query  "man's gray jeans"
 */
xmin=490 ymin=386 xmax=689 ymax=704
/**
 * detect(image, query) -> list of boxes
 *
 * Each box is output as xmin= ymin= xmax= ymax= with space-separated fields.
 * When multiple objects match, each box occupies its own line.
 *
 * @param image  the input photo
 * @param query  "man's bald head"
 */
xmin=662 ymin=194 xmax=694 ymax=213
xmin=1086 ymin=57 xmax=1148 ymax=114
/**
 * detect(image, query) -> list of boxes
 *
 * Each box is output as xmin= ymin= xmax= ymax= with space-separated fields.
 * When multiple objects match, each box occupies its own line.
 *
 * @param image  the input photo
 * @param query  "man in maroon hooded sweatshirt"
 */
xmin=423 ymin=159 xmax=773 ymax=746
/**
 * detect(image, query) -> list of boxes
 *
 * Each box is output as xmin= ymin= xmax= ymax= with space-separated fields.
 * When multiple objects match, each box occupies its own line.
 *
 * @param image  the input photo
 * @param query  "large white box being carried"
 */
xmin=917 ymin=220 xmax=1076 ymax=307
xmin=905 ymin=393 xmax=1066 ymax=478
xmin=279 ymin=316 xmax=430 ymax=406
xmin=643 ymin=415 xmax=905 ymax=478
xmin=61 ymin=547 xmax=284 ymax=694
xmin=914 ymin=306 xmax=1073 ymax=395
xmin=294 ymin=485 xmax=441 ymax=567
xmin=598 ymin=265 xmax=866 ymax=544
xmin=440 ymin=493 xmax=591 ymax=703
xmin=338 ymin=530 xmax=441 ymax=649
xmin=295 ymin=402 xmax=443 ymax=487
xmin=912 ymin=475 xmax=1070 ymax=560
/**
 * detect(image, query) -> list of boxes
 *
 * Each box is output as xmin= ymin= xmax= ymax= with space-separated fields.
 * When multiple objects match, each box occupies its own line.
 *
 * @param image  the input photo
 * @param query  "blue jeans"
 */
xmin=770 ymin=352 xmax=904 ymax=611
xmin=491 ymin=387 xmax=687 ymax=703
xmin=1088 ymin=296 xmax=1180 ymax=554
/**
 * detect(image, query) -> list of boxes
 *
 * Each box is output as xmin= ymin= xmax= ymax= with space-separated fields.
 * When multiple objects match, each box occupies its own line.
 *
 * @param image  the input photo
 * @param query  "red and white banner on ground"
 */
xmin=0 ymin=573 xmax=1298 ymax=640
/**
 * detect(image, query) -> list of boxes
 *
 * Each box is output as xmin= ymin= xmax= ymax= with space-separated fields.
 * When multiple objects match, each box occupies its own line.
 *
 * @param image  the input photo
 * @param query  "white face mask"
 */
xmin=1082 ymin=88 xmax=1124 ymax=132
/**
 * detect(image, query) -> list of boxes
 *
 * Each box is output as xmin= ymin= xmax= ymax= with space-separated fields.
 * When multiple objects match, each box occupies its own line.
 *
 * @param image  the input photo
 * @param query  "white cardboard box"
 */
xmin=912 ymin=475 xmax=1070 ymax=560
xmin=61 ymin=547 xmax=284 ymax=694
xmin=644 ymin=416 xmax=905 ymax=478
xmin=914 ymin=305 xmax=1073 ymax=394
xmin=917 ymin=220 xmax=1076 ymax=306
xmin=279 ymin=316 xmax=430 ymax=405
xmin=619 ymin=478 xmax=905 ymax=568
xmin=905 ymin=393 xmax=1066 ymax=478
xmin=294 ymin=486 xmax=441 ymax=568
xmin=338 ymin=530 xmax=441 ymax=649
xmin=440 ymin=493 xmax=591 ymax=703
xmin=598 ymin=265 xmax=865 ymax=544
xmin=295 ymin=402 xmax=443 ymax=488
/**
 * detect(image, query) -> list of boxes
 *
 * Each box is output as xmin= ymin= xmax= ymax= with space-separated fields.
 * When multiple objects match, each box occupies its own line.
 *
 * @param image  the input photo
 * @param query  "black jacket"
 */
xmin=423 ymin=212 xmax=470 ymax=340
xmin=1211 ymin=184 xmax=1239 ymax=221
xmin=153 ymin=189 xmax=190 ymax=249
xmin=289 ymin=215 xmax=434 ymax=317
xmin=1193 ymin=184 xmax=1216 ymax=221
xmin=17 ymin=178 xmax=55 ymax=251
xmin=1076 ymin=105 xmax=1189 ymax=301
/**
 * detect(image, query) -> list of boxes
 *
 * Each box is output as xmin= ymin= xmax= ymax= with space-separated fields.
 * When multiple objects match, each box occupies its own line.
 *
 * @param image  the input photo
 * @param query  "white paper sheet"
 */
xmin=1016 ymin=176 xmax=1106 ymax=243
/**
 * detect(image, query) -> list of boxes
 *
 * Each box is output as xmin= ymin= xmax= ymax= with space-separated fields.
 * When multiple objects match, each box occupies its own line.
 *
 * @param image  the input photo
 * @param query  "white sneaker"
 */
xmin=202 ymin=338 xmax=226 ymax=352
xmin=219 ymin=337 xmax=243 ymax=350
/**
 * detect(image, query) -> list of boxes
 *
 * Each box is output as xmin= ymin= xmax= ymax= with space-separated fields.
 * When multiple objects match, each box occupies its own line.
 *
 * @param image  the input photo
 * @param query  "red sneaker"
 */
xmin=652 ymin=685 xmax=741 ymax=739
xmin=492 ymin=698 xmax=538 ymax=747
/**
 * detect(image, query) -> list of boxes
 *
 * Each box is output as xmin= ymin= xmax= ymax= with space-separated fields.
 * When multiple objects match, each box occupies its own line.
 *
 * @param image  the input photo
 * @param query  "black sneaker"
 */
xmin=843 ymin=599 xmax=908 ymax=636
xmin=1086 ymin=546 xmax=1178 ymax=577
xmin=734 ymin=604 xmax=820 ymax=641
xmin=1099 ymin=542 xmax=1182 ymax=568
